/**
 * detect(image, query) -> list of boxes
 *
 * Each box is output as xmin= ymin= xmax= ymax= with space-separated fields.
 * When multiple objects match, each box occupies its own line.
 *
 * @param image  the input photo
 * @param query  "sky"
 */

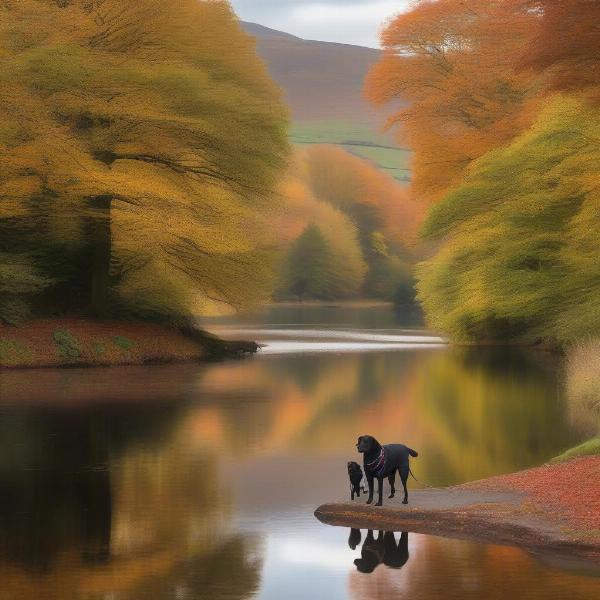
xmin=229 ymin=0 xmax=413 ymax=48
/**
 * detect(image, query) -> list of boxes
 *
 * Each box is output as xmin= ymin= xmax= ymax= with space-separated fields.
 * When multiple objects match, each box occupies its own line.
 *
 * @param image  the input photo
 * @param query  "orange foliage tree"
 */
xmin=366 ymin=0 xmax=537 ymax=202
xmin=519 ymin=0 xmax=600 ymax=103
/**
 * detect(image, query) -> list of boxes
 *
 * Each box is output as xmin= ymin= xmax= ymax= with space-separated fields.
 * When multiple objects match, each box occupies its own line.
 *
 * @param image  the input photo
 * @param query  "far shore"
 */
xmin=265 ymin=300 xmax=396 ymax=309
xmin=0 ymin=318 xmax=257 ymax=370
xmin=315 ymin=457 xmax=600 ymax=572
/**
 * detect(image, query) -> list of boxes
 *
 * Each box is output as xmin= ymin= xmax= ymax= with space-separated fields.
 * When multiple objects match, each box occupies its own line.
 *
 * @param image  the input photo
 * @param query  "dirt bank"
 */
xmin=315 ymin=457 xmax=600 ymax=571
xmin=0 ymin=319 xmax=258 ymax=369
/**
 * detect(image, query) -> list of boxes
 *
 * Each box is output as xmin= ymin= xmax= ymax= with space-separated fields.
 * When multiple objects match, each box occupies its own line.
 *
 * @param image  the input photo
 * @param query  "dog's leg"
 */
xmin=375 ymin=477 xmax=384 ymax=506
xmin=388 ymin=472 xmax=396 ymax=499
xmin=400 ymin=466 xmax=409 ymax=504
xmin=366 ymin=473 xmax=374 ymax=504
xmin=351 ymin=487 xmax=355 ymax=500
xmin=356 ymin=484 xmax=361 ymax=498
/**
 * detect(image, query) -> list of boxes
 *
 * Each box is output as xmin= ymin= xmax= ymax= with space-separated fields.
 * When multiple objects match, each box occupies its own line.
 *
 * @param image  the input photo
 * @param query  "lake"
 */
xmin=0 ymin=305 xmax=598 ymax=599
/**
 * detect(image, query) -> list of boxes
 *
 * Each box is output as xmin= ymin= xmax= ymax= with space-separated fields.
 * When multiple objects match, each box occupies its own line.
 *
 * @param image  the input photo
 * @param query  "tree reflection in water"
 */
xmin=0 ymin=387 xmax=260 ymax=600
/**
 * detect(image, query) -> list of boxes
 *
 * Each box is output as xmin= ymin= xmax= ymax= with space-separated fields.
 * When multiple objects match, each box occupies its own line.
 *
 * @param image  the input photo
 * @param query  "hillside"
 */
xmin=241 ymin=22 xmax=410 ymax=182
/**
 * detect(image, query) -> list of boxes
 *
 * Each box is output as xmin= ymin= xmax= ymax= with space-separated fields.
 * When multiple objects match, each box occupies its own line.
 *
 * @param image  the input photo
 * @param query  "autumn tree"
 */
xmin=417 ymin=96 xmax=600 ymax=344
xmin=366 ymin=0 xmax=537 ymax=202
xmin=0 ymin=0 xmax=289 ymax=323
xmin=275 ymin=173 xmax=367 ymax=299
xmin=520 ymin=0 xmax=600 ymax=103
xmin=280 ymin=225 xmax=332 ymax=300
xmin=301 ymin=145 xmax=421 ymax=300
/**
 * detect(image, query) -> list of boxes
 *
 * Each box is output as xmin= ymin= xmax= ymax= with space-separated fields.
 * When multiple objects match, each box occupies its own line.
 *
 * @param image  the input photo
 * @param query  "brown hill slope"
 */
xmin=241 ymin=22 xmax=410 ymax=182
xmin=241 ymin=21 xmax=381 ymax=122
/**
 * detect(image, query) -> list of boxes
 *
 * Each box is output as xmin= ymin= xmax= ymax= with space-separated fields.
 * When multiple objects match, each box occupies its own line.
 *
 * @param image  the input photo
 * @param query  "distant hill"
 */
xmin=241 ymin=21 xmax=410 ymax=182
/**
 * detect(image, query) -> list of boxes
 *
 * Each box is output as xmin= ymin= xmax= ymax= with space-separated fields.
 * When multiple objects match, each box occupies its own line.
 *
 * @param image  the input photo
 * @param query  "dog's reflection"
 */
xmin=348 ymin=528 xmax=362 ymax=550
xmin=350 ymin=530 xmax=409 ymax=573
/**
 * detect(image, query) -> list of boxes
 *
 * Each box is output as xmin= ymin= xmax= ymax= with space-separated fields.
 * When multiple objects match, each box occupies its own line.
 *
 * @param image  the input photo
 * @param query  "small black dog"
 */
xmin=356 ymin=435 xmax=418 ymax=506
xmin=348 ymin=528 xmax=362 ymax=550
xmin=347 ymin=461 xmax=364 ymax=500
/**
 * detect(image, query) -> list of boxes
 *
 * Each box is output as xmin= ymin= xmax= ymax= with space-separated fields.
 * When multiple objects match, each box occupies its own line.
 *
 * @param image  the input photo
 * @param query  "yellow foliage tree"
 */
xmin=0 ymin=0 xmax=289 ymax=323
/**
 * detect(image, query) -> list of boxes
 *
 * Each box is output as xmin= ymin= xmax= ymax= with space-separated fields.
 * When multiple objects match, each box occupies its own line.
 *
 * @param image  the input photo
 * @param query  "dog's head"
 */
xmin=356 ymin=435 xmax=380 ymax=454
xmin=347 ymin=461 xmax=361 ymax=475
xmin=353 ymin=557 xmax=378 ymax=573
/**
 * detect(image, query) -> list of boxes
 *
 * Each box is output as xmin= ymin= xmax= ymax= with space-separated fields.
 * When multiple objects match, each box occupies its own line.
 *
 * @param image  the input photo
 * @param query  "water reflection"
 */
xmin=193 ymin=346 xmax=583 ymax=484
xmin=348 ymin=533 xmax=600 ymax=600
xmin=0 ymin=396 xmax=258 ymax=600
xmin=352 ymin=531 xmax=410 ymax=574
xmin=0 ymin=307 xmax=597 ymax=599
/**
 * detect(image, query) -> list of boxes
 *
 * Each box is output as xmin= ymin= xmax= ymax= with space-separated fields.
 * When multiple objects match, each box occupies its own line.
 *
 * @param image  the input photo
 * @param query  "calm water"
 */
xmin=0 ymin=305 xmax=599 ymax=600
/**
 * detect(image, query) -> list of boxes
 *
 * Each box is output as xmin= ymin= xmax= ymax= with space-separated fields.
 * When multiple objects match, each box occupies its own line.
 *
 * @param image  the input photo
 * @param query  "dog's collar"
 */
xmin=365 ymin=448 xmax=385 ymax=475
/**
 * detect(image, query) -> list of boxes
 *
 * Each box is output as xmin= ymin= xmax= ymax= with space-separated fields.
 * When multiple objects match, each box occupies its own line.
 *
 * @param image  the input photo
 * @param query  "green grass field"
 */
xmin=290 ymin=119 xmax=412 ymax=183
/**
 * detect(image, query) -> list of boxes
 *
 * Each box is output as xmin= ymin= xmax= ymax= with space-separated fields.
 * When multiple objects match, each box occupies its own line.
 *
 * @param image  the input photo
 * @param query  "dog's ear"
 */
xmin=367 ymin=435 xmax=381 ymax=450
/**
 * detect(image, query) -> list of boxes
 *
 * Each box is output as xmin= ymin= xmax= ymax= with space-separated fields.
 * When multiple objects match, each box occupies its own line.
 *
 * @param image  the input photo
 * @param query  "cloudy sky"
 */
xmin=230 ymin=1 xmax=412 ymax=48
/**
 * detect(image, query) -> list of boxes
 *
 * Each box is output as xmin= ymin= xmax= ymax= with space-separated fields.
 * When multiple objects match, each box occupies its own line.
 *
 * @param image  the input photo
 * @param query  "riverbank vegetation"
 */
xmin=367 ymin=0 xmax=600 ymax=346
xmin=0 ymin=0 xmax=288 ymax=330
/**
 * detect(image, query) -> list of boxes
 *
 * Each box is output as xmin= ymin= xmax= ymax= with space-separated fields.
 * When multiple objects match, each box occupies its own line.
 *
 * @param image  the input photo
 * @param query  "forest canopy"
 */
xmin=0 ymin=0 xmax=289 ymax=324
xmin=368 ymin=0 xmax=600 ymax=344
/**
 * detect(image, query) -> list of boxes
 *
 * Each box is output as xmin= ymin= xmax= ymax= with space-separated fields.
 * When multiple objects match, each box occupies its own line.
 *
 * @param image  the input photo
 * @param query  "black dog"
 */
xmin=347 ymin=461 xmax=364 ymax=500
xmin=352 ymin=530 xmax=410 ymax=573
xmin=356 ymin=435 xmax=418 ymax=506
xmin=382 ymin=531 xmax=409 ymax=569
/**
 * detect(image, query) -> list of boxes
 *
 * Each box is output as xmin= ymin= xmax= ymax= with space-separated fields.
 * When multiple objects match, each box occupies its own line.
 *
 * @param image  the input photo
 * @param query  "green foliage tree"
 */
xmin=280 ymin=225 xmax=332 ymax=300
xmin=417 ymin=95 xmax=600 ymax=344
xmin=0 ymin=0 xmax=289 ymax=324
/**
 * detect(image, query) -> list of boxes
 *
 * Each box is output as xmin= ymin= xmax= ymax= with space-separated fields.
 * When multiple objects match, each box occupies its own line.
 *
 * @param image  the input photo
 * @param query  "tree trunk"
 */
xmin=88 ymin=195 xmax=113 ymax=318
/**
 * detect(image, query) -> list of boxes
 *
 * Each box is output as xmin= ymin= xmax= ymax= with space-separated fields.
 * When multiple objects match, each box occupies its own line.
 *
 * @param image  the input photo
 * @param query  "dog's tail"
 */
xmin=407 ymin=447 xmax=418 ymax=458
xmin=409 ymin=466 xmax=421 ymax=484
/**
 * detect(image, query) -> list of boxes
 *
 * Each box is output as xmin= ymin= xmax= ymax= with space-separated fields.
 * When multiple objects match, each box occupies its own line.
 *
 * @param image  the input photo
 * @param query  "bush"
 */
xmin=113 ymin=335 xmax=135 ymax=351
xmin=52 ymin=329 xmax=81 ymax=359
xmin=0 ymin=338 xmax=32 ymax=366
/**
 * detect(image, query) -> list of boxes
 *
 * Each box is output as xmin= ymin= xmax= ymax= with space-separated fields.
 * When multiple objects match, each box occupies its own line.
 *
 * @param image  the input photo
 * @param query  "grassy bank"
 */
xmin=554 ymin=438 xmax=600 ymax=462
xmin=0 ymin=319 xmax=256 ymax=369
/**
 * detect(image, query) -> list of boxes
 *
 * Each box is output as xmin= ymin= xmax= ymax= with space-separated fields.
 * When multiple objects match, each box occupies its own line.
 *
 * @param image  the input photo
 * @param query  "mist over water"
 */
xmin=0 ymin=306 xmax=598 ymax=599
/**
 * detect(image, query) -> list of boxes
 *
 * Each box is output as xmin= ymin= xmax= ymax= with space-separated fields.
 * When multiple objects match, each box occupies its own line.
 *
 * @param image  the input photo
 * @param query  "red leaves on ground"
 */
xmin=467 ymin=457 xmax=600 ymax=533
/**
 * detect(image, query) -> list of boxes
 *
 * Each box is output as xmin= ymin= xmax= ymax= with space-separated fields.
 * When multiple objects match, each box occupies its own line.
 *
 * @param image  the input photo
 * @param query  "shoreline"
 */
xmin=315 ymin=457 xmax=600 ymax=572
xmin=0 ymin=318 xmax=257 ymax=370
